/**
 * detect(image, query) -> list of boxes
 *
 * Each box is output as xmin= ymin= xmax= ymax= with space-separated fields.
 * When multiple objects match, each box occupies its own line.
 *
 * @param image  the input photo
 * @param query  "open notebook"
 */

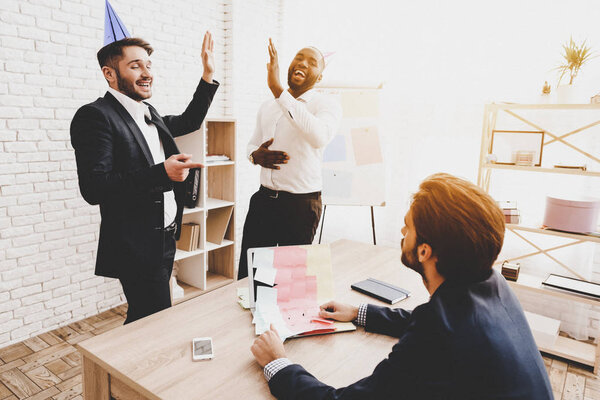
xmin=247 ymin=244 xmax=356 ymax=340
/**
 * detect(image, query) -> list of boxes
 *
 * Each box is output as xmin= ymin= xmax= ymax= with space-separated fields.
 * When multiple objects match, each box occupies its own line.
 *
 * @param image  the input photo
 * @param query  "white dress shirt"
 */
xmin=247 ymin=89 xmax=342 ymax=194
xmin=108 ymin=87 xmax=176 ymax=227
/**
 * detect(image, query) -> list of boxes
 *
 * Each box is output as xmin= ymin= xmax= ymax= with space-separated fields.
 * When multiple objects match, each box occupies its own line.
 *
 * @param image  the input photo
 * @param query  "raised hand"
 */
xmin=164 ymin=153 xmax=204 ymax=182
xmin=251 ymin=138 xmax=289 ymax=170
xmin=267 ymin=38 xmax=284 ymax=98
xmin=201 ymin=31 xmax=215 ymax=83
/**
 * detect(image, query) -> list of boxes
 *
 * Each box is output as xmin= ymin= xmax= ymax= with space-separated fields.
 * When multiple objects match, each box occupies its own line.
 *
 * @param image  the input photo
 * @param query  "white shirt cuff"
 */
xmin=356 ymin=303 xmax=368 ymax=327
xmin=264 ymin=357 xmax=293 ymax=382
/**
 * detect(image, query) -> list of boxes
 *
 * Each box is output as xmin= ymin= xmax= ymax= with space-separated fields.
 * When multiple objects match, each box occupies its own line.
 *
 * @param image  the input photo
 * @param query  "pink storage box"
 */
xmin=543 ymin=195 xmax=600 ymax=234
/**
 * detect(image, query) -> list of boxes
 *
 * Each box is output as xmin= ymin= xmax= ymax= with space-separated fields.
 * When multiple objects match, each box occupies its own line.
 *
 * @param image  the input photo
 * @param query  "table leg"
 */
xmin=82 ymin=356 xmax=110 ymax=400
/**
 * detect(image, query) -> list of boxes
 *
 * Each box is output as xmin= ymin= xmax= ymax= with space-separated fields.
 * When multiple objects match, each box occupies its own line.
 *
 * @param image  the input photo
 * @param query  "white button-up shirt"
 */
xmin=108 ymin=87 xmax=176 ymax=227
xmin=247 ymin=89 xmax=342 ymax=194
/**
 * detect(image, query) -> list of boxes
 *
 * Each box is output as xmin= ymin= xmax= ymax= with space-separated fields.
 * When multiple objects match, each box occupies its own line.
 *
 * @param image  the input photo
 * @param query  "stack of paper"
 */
xmin=205 ymin=154 xmax=230 ymax=163
xmin=250 ymin=245 xmax=355 ymax=341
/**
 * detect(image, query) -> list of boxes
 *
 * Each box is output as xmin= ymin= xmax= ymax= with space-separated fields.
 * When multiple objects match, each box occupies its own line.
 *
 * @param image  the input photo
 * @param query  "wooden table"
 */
xmin=77 ymin=240 xmax=430 ymax=399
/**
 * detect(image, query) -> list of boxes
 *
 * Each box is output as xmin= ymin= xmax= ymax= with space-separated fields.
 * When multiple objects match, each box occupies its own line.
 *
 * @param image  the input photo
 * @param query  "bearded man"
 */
xmin=251 ymin=173 xmax=553 ymax=399
xmin=70 ymin=32 xmax=218 ymax=323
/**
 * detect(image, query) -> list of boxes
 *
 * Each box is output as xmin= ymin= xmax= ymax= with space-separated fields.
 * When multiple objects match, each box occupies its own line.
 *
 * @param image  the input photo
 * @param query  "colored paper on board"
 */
xmin=253 ymin=248 xmax=274 ymax=269
xmin=340 ymin=91 xmax=379 ymax=118
xmin=254 ymin=267 xmax=277 ymax=286
xmin=104 ymin=0 xmax=131 ymax=46
xmin=273 ymin=246 xmax=307 ymax=268
xmin=323 ymin=134 xmax=346 ymax=162
xmin=322 ymin=170 xmax=353 ymax=198
xmin=351 ymin=126 xmax=383 ymax=166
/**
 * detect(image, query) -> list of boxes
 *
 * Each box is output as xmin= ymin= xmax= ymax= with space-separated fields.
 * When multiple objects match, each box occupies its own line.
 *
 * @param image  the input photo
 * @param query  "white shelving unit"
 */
xmin=478 ymin=103 xmax=600 ymax=372
xmin=172 ymin=118 xmax=237 ymax=304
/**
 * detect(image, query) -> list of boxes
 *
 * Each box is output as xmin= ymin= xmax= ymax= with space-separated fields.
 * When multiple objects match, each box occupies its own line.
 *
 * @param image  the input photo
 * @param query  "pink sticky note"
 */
xmin=274 ymin=246 xmax=307 ymax=268
xmin=275 ymin=269 xmax=293 ymax=285
xmin=277 ymin=285 xmax=291 ymax=303
xmin=305 ymin=276 xmax=317 ymax=298
xmin=351 ymin=127 xmax=383 ymax=166
xmin=291 ymin=265 xmax=307 ymax=279
xmin=291 ymin=282 xmax=306 ymax=299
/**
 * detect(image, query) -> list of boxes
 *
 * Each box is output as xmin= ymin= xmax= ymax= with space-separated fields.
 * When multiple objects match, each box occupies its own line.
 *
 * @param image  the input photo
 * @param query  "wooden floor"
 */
xmin=0 ymin=303 xmax=597 ymax=399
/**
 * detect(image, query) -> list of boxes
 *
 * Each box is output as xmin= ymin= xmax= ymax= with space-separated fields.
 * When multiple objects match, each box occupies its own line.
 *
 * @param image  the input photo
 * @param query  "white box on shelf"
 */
xmin=543 ymin=195 xmax=600 ymax=234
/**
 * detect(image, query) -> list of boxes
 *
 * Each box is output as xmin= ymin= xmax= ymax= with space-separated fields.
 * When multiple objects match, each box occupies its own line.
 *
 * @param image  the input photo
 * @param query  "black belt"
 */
xmin=164 ymin=221 xmax=177 ymax=234
xmin=259 ymin=185 xmax=320 ymax=200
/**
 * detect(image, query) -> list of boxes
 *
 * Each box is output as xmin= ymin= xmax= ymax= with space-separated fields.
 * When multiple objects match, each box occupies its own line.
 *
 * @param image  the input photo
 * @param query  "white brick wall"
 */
xmin=0 ymin=0 xmax=269 ymax=348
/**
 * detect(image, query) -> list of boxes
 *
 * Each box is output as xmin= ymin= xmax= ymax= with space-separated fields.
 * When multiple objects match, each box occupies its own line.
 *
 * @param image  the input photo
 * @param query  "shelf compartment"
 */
xmin=176 ymin=251 xmax=205 ymax=290
xmin=206 ymin=206 xmax=233 ymax=245
xmin=207 ymin=121 xmax=236 ymax=161
xmin=208 ymin=244 xmax=235 ymax=280
xmin=205 ymin=271 xmax=234 ymax=291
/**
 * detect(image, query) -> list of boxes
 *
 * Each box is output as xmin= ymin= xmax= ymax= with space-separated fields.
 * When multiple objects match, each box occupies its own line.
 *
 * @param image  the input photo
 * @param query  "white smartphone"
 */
xmin=192 ymin=337 xmax=214 ymax=361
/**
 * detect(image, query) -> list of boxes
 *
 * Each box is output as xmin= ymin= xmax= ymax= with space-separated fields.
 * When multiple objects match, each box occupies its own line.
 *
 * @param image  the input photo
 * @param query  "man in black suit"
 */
xmin=251 ymin=173 xmax=553 ymax=399
xmin=71 ymin=32 xmax=218 ymax=324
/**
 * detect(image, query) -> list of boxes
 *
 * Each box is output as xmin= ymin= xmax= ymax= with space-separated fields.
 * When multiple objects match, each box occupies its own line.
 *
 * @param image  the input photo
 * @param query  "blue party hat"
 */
xmin=103 ymin=0 xmax=131 ymax=46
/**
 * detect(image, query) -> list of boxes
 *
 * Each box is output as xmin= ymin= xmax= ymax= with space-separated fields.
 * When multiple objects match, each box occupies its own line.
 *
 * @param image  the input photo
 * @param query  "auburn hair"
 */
xmin=97 ymin=38 xmax=153 ymax=69
xmin=410 ymin=173 xmax=505 ymax=282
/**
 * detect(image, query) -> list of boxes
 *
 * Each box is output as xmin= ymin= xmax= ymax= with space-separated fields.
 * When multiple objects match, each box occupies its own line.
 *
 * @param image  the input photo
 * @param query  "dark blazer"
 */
xmin=70 ymin=79 xmax=218 ymax=279
xmin=269 ymin=270 xmax=553 ymax=399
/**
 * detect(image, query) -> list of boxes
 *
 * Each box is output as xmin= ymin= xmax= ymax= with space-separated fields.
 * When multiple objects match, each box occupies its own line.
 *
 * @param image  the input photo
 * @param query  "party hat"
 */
xmin=103 ymin=0 xmax=131 ymax=46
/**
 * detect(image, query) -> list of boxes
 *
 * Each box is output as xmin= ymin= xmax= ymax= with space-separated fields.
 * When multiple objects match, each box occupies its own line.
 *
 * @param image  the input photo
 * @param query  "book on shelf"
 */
xmin=177 ymin=223 xmax=200 ymax=251
xmin=502 ymin=209 xmax=520 ymax=216
xmin=504 ymin=215 xmax=520 ymax=224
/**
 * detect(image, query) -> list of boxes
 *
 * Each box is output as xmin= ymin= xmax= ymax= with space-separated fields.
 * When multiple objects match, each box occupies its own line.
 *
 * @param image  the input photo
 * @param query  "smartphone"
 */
xmin=192 ymin=337 xmax=214 ymax=361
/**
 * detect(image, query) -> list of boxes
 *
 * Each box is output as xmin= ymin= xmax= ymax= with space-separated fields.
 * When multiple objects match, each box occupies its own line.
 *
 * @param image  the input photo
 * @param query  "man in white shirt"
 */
xmin=71 ymin=33 xmax=219 ymax=323
xmin=238 ymin=40 xmax=342 ymax=279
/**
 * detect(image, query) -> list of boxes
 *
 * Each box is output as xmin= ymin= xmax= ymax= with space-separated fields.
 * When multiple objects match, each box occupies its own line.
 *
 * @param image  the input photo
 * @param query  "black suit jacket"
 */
xmin=70 ymin=79 xmax=218 ymax=279
xmin=269 ymin=270 xmax=553 ymax=399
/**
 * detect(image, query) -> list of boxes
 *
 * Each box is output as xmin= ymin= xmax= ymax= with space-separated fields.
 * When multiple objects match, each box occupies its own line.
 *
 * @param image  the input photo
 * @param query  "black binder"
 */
xmin=184 ymin=168 xmax=201 ymax=208
xmin=351 ymin=278 xmax=411 ymax=304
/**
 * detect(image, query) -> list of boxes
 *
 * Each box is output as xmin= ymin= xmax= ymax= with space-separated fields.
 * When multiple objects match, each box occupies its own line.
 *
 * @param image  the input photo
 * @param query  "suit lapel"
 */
xmin=104 ymin=92 xmax=155 ymax=165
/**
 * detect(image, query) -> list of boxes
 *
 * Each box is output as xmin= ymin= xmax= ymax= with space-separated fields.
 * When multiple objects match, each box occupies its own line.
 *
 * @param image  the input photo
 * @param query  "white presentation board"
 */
xmin=318 ymin=87 xmax=385 ymax=207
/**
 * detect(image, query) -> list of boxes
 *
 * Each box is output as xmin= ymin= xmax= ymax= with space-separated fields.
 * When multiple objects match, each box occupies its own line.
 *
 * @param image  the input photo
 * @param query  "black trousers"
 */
xmin=119 ymin=221 xmax=177 ymax=324
xmin=238 ymin=186 xmax=322 ymax=279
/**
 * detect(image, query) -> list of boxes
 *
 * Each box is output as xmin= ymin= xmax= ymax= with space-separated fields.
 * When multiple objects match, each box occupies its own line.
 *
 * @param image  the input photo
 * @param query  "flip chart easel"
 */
xmin=316 ymin=83 xmax=385 ymax=245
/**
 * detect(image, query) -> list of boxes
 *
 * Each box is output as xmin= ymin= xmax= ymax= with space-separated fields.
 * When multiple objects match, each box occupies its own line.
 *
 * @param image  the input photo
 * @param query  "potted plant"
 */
xmin=555 ymin=37 xmax=594 ymax=103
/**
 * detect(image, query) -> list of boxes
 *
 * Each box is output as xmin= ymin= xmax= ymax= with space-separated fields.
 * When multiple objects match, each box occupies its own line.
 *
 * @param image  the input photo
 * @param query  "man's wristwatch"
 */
xmin=249 ymin=152 xmax=255 ymax=164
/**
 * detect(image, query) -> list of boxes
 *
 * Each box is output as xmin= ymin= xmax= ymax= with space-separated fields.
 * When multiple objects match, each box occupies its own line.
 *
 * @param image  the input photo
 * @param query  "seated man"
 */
xmin=251 ymin=173 xmax=553 ymax=399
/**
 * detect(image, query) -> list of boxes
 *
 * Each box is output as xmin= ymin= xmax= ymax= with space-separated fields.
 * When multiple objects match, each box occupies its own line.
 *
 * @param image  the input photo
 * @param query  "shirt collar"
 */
xmin=296 ymin=88 xmax=316 ymax=103
xmin=107 ymin=87 xmax=150 ymax=122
